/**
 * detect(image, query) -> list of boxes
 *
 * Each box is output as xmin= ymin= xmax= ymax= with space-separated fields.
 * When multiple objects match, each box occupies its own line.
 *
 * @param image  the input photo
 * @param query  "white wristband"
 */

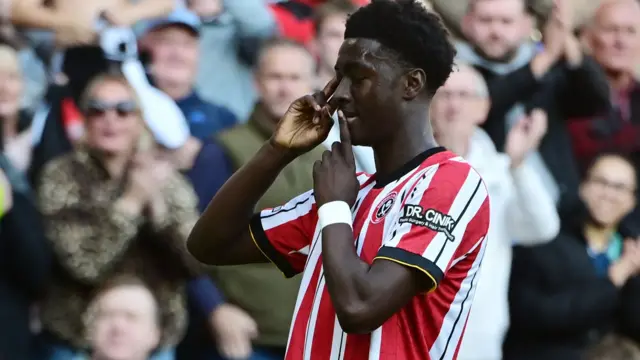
xmin=318 ymin=201 xmax=353 ymax=230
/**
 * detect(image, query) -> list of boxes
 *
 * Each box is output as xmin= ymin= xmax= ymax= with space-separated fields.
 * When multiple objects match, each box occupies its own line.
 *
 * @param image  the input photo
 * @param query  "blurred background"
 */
xmin=0 ymin=0 xmax=639 ymax=359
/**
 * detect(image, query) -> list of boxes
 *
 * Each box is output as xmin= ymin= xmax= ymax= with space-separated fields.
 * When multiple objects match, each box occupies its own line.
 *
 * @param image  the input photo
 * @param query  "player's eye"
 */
xmin=351 ymin=76 xmax=366 ymax=85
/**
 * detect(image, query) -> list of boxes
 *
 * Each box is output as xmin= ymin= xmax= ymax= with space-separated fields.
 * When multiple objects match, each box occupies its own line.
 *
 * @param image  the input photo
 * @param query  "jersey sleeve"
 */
xmin=249 ymin=190 xmax=317 ymax=278
xmin=374 ymin=161 xmax=490 ymax=291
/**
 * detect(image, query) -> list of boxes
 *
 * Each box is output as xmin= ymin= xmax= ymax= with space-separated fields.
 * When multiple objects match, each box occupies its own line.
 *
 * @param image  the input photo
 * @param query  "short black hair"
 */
xmin=584 ymin=151 xmax=638 ymax=193
xmin=344 ymin=0 xmax=456 ymax=95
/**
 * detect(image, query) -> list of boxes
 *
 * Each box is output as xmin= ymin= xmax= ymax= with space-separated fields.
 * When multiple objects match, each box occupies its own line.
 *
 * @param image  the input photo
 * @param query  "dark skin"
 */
xmin=187 ymin=38 xmax=439 ymax=334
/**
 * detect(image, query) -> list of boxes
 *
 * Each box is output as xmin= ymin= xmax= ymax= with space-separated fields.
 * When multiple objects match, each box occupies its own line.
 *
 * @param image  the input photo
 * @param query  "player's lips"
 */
xmin=340 ymin=109 xmax=359 ymax=121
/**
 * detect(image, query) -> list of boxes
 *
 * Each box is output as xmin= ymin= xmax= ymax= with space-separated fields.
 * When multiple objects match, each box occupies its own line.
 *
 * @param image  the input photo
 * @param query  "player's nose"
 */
xmin=330 ymin=77 xmax=352 ymax=109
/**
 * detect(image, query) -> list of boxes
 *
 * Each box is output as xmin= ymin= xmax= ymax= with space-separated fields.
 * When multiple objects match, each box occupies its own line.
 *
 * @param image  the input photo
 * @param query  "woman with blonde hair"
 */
xmin=36 ymin=72 xmax=201 ymax=360
xmin=0 ymin=44 xmax=34 ymax=174
xmin=0 ymin=43 xmax=52 ymax=360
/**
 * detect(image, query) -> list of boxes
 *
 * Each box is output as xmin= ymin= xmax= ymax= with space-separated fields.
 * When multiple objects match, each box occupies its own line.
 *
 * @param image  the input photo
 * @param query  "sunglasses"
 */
xmin=85 ymin=99 xmax=138 ymax=118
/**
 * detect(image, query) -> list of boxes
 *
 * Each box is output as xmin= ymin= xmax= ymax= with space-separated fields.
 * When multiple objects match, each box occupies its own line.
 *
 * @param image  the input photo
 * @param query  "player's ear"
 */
xmin=403 ymin=68 xmax=426 ymax=100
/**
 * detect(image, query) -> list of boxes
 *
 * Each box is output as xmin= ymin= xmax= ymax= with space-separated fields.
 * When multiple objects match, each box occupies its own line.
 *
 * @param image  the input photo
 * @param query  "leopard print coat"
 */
xmin=37 ymin=150 xmax=201 ymax=348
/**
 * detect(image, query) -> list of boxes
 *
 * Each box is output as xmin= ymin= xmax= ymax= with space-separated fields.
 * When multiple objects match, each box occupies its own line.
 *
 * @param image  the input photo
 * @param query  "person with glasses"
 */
xmin=430 ymin=63 xmax=560 ymax=360
xmin=505 ymin=152 xmax=640 ymax=360
xmin=36 ymin=73 xmax=201 ymax=360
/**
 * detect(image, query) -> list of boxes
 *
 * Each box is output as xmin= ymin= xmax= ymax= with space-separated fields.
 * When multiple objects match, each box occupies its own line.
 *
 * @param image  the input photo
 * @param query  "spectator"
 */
xmin=569 ymin=0 xmax=640 ymax=173
xmin=570 ymin=0 xmax=640 ymax=235
xmin=0 ymin=44 xmax=34 ymax=173
xmin=0 ymin=28 xmax=48 ymax=113
xmin=140 ymin=103 xmax=258 ymax=360
xmin=208 ymin=38 xmax=326 ymax=360
xmin=81 ymin=276 xmax=161 ymax=360
xmin=189 ymin=0 xmax=277 ymax=121
xmin=430 ymin=64 xmax=559 ymax=360
xmin=504 ymin=153 xmax=640 ymax=360
xmin=457 ymin=0 xmax=610 ymax=214
xmin=36 ymin=73 xmax=200 ymax=360
xmin=586 ymin=335 xmax=640 ymax=360
xmin=432 ymin=0 xmax=603 ymax=39
xmin=140 ymin=8 xmax=237 ymax=140
xmin=311 ymin=0 xmax=357 ymax=89
xmin=0 ymin=144 xmax=51 ymax=360
xmin=0 ymin=42 xmax=51 ymax=360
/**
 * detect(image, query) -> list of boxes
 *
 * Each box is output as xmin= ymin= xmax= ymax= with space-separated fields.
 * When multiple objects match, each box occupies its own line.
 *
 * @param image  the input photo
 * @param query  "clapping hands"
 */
xmin=505 ymin=108 xmax=548 ymax=168
xmin=121 ymin=152 xmax=174 ymax=224
xmin=609 ymin=238 xmax=640 ymax=287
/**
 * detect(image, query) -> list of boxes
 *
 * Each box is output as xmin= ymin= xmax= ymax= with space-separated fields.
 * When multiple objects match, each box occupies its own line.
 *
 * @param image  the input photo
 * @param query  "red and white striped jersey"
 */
xmin=249 ymin=147 xmax=490 ymax=360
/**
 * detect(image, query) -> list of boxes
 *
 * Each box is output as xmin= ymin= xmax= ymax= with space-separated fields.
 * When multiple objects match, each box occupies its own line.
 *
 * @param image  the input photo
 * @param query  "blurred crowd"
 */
xmin=0 ymin=0 xmax=638 ymax=359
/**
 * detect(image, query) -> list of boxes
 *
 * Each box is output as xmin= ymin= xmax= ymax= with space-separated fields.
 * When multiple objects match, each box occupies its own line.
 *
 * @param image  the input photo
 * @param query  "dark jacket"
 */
xmin=0 ymin=158 xmax=52 ymax=359
xmin=476 ymin=57 xmax=610 ymax=214
xmin=504 ymin=216 xmax=640 ymax=360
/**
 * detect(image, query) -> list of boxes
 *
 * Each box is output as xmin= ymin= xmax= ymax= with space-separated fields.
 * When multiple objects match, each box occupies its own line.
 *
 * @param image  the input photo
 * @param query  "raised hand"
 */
xmin=620 ymin=239 xmax=640 ymax=274
xmin=505 ymin=108 xmax=548 ymax=168
xmin=313 ymin=111 xmax=360 ymax=208
xmin=210 ymin=304 xmax=258 ymax=360
xmin=145 ymin=157 xmax=174 ymax=226
xmin=54 ymin=13 xmax=97 ymax=47
xmin=542 ymin=0 xmax=572 ymax=59
xmin=271 ymin=77 xmax=339 ymax=154
xmin=124 ymin=153 xmax=174 ymax=204
xmin=609 ymin=238 xmax=640 ymax=287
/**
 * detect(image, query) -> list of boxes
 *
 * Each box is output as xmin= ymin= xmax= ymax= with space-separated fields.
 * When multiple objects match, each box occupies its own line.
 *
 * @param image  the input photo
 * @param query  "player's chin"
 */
xmin=347 ymin=119 xmax=367 ymax=146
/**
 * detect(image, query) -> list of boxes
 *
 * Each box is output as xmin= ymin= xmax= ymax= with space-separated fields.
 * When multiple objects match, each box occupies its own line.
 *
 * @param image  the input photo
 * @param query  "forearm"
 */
xmin=530 ymin=51 xmax=559 ymax=80
xmin=117 ymin=0 xmax=175 ymax=25
xmin=10 ymin=0 xmax=63 ymax=29
xmin=188 ymin=142 xmax=293 ymax=262
xmin=187 ymin=276 xmax=225 ymax=315
xmin=223 ymin=0 xmax=276 ymax=37
xmin=322 ymin=224 xmax=376 ymax=333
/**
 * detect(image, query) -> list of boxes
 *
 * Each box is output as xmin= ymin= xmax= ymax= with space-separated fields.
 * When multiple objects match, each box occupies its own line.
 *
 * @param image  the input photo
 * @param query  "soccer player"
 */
xmin=187 ymin=1 xmax=491 ymax=359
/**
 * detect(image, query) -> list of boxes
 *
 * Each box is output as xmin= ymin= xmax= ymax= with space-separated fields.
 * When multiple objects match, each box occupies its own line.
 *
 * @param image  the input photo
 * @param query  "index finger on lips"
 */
xmin=338 ymin=110 xmax=355 ymax=165
xmin=338 ymin=110 xmax=352 ymax=145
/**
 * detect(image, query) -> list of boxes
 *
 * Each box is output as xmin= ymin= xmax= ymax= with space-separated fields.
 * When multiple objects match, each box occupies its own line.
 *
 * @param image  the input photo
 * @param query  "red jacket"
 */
xmin=270 ymin=0 xmax=369 ymax=45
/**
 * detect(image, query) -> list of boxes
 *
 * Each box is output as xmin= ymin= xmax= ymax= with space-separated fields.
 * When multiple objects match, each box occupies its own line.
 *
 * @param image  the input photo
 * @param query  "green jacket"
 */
xmin=212 ymin=104 xmax=324 ymax=347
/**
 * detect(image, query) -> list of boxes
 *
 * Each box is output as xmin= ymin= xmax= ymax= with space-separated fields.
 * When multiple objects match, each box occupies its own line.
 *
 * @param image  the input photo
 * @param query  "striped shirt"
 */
xmin=249 ymin=147 xmax=491 ymax=360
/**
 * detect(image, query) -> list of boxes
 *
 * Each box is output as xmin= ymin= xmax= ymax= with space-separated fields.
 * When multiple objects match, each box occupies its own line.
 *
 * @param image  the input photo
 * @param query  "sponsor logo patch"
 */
xmin=399 ymin=205 xmax=455 ymax=241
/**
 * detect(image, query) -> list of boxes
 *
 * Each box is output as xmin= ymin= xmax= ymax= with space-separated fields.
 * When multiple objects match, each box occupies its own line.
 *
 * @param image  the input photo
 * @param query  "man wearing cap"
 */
xmin=138 ymin=7 xmax=237 ymax=141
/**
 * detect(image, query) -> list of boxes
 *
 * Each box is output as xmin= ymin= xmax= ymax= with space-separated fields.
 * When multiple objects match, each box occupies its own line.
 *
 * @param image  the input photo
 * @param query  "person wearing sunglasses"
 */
xmin=35 ymin=72 xmax=203 ymax=360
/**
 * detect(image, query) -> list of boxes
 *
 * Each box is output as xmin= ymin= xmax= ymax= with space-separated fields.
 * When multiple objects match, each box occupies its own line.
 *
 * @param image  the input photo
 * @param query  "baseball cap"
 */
xmin=136 ymin=7 xmax=202 ymax=37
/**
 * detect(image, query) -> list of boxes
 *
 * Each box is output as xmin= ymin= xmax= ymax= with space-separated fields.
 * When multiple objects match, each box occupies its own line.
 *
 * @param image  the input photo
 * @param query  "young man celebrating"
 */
xmin=187 ymin=1 xmax=491 ymax=359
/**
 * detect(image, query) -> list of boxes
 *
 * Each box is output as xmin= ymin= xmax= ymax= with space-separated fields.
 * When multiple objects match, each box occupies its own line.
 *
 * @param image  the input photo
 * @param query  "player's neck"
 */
xmin=372 ymin=115 xmax=437 ymax=179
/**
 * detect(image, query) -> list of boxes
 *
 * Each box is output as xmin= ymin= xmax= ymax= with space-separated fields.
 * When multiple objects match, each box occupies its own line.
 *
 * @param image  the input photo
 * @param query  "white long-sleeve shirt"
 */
xmin=458 ymin=128 xmax=560 ymax=360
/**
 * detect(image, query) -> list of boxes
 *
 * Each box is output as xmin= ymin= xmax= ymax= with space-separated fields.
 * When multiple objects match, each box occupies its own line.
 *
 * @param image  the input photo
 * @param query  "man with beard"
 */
xmin=458 ymin=0 xmax=610 ymax=215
